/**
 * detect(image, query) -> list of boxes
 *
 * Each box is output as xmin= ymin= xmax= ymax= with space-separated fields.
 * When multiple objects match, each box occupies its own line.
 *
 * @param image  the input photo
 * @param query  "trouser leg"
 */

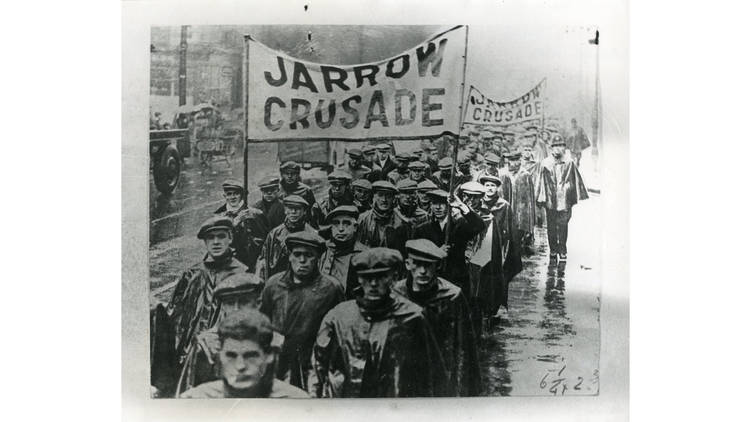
xmin=556 ymin=209 xmax=572 ymax=255
xmin=546 ymin=209 xmax=558 ymax=255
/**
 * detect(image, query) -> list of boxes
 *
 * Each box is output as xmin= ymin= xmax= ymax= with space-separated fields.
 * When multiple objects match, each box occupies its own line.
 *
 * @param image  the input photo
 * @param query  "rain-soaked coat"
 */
xmin=258 ymin=220 xmax=318 ymax=281
xmin=356 ymin=208 xmax=410 ymax=253
xmin=310 ymin=294 xmax=445 ymax=398
xmin=260 ymin=270 xmax=344 ymax=390
xmin=468 ymin=198 xmax=523 ymax=314
xmin=215 ymin=204 xmax=270 ymax=272
xmin=509 ymin=167 xmax=536 ymax=239
xmin=392 ymin=277 xmax=481 ymax=397
xmin=253 ymin=198 xmax=285 ymax=230
xmin=167 ymin=254 xmax=248 ymax=365
xmin=318 ymin=239 xmax=367 ymax=299
xmin=535 ymin=156 xmax=589 ymax=211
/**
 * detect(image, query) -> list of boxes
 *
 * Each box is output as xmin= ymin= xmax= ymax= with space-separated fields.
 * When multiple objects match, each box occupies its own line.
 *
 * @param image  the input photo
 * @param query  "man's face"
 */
xmin=409 ymin=168 xmax=425 ymax=182
xmin=289 ymin=245 xmax=319 ymax=278
xmin=426 ymin=150 xmax=436 ymax=161
xmin=261 ymin=186 xmax=279 ymax=203
xmin=330 ymin=216 xmax=357 ymax=243
xmin=348 ymin=156 xmax=362 ymax=168
xmin=462 ymin=193 xmax=482 ymax=211
xmin=204 ymin=230 xmax=232 ymax=258
xmin=551 ymin=145 xmax=565 ymax=158
xmin=352 ymin=187 xmax=370 ymax=203
xmin=365 ymin=152 xmax=377 ymax=163
xmin=219 ymin=338 xmax=273 ymax=391
xmin=522 ymin=147 xmax=534 ymax=160
xmin=416 ymin=191 xmax=429 ymax=205
xmin=431 ymin=201 xmax=448 ymax=219
xmin=398 ymin=191 xmax=417 ymax=208
xmin=483 ymin=181 xmax=499 ymax=198
xmin=358 ymin=270 xmax=393 ymax=300
xmin=467 ymin=143 xmax=478 ymax=157
xmin=508 ymin=158 xmax=521 ymax=172
xmin=284 ymin=204 xmax=305 ymax=223
xmin=281 ymin=170 xmax=298 ymax=185
xmin=377 ymin=149 xmax=390 ymax=162
xmin=373 ymin=191 xmax=395 ymax=212
xmin=329 ymin=181 xmax=348 ymax=199
xmin=406 ymin=258 xmax=438 ymax=291
xmin=223 ymin=189 xmax=243 ymax=207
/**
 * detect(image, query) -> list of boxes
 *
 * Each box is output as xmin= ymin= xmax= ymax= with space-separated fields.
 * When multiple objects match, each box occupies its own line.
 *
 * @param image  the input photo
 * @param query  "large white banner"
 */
xmin=463 ymin=79 xmax=546 ymax=127
xmin=245 ymin=26 xmax=467 ymax=142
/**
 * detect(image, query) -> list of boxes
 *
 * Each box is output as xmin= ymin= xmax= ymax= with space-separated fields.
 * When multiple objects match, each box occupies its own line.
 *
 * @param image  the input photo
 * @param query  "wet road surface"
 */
xmin=149 ymin=151 xmax=601 ymax=396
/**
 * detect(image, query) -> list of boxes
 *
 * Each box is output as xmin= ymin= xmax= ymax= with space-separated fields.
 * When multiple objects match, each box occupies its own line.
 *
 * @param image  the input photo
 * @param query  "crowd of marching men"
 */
xmin=150 ymin=124 xmax=590 ymax=399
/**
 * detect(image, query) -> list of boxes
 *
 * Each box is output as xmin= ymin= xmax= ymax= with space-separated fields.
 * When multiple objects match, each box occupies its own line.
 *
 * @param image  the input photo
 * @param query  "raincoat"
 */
xmin=392 ymin=277 xmax=481 ymax=396
xmin=258 ymin=220 xmax=318 ymax=281
xmin=536 ymin=156 xmax=589 ymax=211
xmin=356 ymin=208 xmax=410 ymax=253
xmin=509 ymin=167 xmax=536 ymax=243
xmin=167 ymin=254 xmax=248 ymax=365
xmin=253 ymin=198 xmax=286 ymax=230
xmin=215 ymin=204 xmax=270 ymax=271
xmin=260 ymin=270 xmax=345 ymax=390
xmin=309 ymin=294 xmax=445 ymax=398
xmin=318 ymin=239 xmax=367 ymax=298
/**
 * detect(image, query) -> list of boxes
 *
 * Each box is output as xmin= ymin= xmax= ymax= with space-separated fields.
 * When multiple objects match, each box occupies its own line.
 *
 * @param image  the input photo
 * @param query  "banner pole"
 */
xmin=444 ymin=25 xmax=470 ymax=246
xmin=243 ymin=34 xmax=251 ymax=204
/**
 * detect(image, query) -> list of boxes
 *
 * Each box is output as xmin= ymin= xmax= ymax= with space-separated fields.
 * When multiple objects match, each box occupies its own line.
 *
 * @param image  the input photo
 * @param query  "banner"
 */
xmin=245 ymin=26 xmax=467 ymax=142
xmin=463 ymin=79 xmax=546 ymax=127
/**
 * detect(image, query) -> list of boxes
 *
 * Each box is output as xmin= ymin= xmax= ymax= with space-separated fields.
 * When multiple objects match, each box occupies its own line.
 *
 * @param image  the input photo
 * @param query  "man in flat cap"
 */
xmin=566 ymin=118 xmax=591 ymax=167
xmin=466 ymin=176 xmax=522 ymax=328
xmin=356 ymin=181 xmax=409 ymax=252
xmin=258 ymin=195 xmax=318 ymax=281
xmin=214 ymin=180 xmax=269 ymax=271
xmin=456 ymin=151 xmax=475 ymax=187
xmin=312 ymin=170 xmax=354 ymax=228
xmin=386 ymin=152 xmax=413 ymax=185
xmin=433 ymin=157 xmax=455 ymax=192
xmin=351 ymin=179 xmax=372 ymax=214
xmin=376 ymin=143 xmax=397 ymax=177
xmin=319 ymin=205 xmax=366 ymax=299
xmin=362 ymin=144 xmax=383 ymax=178
xmin=167 ymin=216 xmax=249 ymax=378
xmin=474 ymin=152 xmax=501 ymax=181
xmin=395 ymin=179 xmax=430 ymax=237
xmin=416 ymin=179 xmax=438 ymax=213
xmin=505 ymin=148 xmax=537 ymax=254
xmin=339 ymin=148 xmax=373 ymax=181
xmin=180 ymin=310 xmax=309 ymax=398
xmin=413 ymin=189 xmax=485 ymax=296
xmin=407 ymin=160 xmax=433 ymax=185
xmin=423 ymin=143 xmax=439 ymax=173
xmin=393 ymin=239 xmax=481 ymax=397
xmin=260 ymin=231 xmax=344 ymax=391
xmin=537 ymin=134 xmax=589 ymax=262
xmin=253 ymin=175 xmax=286 ymax=229
xmin=310 ymin=248 xmax=444 ymax=398
xmin=278 ymin=161 xmax=318 ymax=224
xmin=175 ymin=272 xmax=264 ymax=395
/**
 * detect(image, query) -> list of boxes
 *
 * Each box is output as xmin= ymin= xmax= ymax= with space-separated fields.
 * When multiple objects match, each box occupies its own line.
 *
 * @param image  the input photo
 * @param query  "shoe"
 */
xmin=559 ymin=254 xmax=567 ymax=261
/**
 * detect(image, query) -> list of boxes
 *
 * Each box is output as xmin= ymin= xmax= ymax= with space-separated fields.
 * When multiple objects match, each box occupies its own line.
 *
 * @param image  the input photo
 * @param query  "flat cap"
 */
xmin=416 ymin=179 xmax=438 ymax=192
xmin=222 ymin=179 xmax=244 ymax=192
xmin=327 ymin=169 xmax=352 ymax=182
xmin=376 ymin=143 xmax=391 ymax=151
xmin=371 ymin=180 xmax=398 ymax=193
xmin=395 ymin=152 xmax=412 ymax=161
xmin=503 ymin=148 xmax=523 ymax=160
xmin=352 ymin=247 xmax=403 ymax=275
xmin=351 ymin=179 xmax=372 ymax=190
xmin=424 ymin=144 xmax=437 ymax=151
xmin=550 ymin=134 xmax=566 ymax=147
xmin=405 ymin=239 xmax=447 ymax=263
xmin=457 ymin=151 xmax=471 ymax=164
xmin=279 ymin=161 xmax=300 ymax=171
xmin=282 ymin=195 xmax=309 ymax=208
xmin=285 ymin=230 xmax=326 ymax=251
xmin=347 ymin=148 xmax=363 ymax=158
xmin=479 ymin=174 xmax=503 ymax=186
xmin=437 ymin=157 xmax=453 ymax=169
xmin=460 ymin=181 xmax=486 ymax=195
xmin=197 ymin=215 xmax=233 ymax=239
xmin=484 ymin=152 xmax=500 ymax=165
xmin=426 ymin=189 xmax=449 ymax=202
xmin=215 ymin=272 xmax=264 ymax=298
xmin=362 ymin=144 xmax=376 ymax=154
xmin=396 ymin=179 xmax=418 ymax=192
xmin=408 ymin=161 xmax=428 ymax=170
xmin=258 ymin=175 xmax=280 ymax=189
xmin=325 ymin=205 xmax=359 ymax=223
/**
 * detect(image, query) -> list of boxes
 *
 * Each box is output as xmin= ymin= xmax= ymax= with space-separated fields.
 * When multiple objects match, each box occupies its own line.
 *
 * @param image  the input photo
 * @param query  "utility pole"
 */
xmin=178 ymin=25 xmax=189 ymax=106
xmin=589 ymin=29 xmax=601 ymax=162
